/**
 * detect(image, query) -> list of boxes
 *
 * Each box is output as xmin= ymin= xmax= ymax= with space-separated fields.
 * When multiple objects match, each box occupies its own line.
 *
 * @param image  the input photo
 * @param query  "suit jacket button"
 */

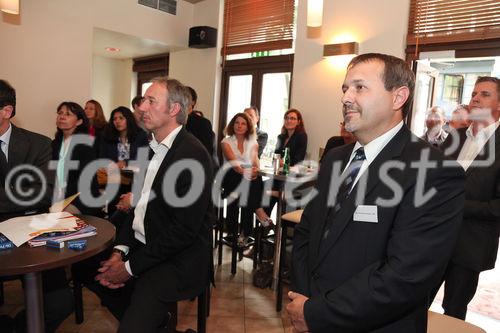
xmin=312 ymin=272 xmax=319 ymax=279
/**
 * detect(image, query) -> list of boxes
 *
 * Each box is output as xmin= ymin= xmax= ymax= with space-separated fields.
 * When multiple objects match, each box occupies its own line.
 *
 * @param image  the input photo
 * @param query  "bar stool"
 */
xmin=427 ymin=311 xmax=486 ymax=333
xmin=276 ymin=209 xmax=303 ymax=312
xmin=216 ymin=191 xmax=259 ymax=275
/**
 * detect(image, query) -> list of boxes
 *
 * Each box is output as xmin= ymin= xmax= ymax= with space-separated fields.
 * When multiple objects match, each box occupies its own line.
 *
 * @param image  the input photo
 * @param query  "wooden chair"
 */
xmin=276 ymin=209 xmax=303 ymax=311
xmin=427 ymin=311 xmax=486 ymax=333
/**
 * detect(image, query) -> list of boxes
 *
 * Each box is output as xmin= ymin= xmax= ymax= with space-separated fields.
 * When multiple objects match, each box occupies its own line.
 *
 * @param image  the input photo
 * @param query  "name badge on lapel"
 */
xmin=353 ymin=205 xmax=378 ymax=223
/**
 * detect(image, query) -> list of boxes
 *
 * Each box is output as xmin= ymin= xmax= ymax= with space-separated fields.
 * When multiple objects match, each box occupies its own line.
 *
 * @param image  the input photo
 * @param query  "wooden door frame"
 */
xmin=217 ymin=54 xmax=294 ymax=148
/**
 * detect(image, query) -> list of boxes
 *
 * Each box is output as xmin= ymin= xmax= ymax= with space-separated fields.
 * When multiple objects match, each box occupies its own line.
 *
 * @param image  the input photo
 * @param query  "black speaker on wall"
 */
xmin=189 ymin=26 xmax=217 ymax=49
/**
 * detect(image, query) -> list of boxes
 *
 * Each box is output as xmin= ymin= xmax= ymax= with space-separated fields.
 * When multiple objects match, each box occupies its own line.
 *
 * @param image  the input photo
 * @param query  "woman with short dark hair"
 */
xmin=52 ymin=101 xmax=101 ymax=216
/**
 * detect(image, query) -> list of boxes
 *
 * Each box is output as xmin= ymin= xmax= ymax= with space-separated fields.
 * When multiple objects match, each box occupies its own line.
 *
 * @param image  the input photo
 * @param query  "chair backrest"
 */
xmin=281 ymin=209 xmax=303 ymax=224
xmin=427 ymin=311 xmax=486 ymax=333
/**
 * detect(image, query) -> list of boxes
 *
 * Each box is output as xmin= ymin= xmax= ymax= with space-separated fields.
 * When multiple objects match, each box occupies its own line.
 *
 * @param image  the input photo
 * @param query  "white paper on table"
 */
xmin=0 ymin=212 xmax=78 ymax=247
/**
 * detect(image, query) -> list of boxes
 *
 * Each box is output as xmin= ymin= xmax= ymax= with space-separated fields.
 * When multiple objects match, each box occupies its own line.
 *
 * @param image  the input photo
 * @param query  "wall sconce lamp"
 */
xmin=323 ymin=42 xmax=359 ymax=57
xmin=307 ymin=0 xmax=323 ymax=28
xmin=0 ymin=0 xmax=19 ymax=14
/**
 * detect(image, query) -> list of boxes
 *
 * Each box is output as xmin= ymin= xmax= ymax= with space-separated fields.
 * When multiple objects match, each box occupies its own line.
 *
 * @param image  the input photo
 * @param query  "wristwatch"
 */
xmin=113 ymin=248 xmax=126 ymax=260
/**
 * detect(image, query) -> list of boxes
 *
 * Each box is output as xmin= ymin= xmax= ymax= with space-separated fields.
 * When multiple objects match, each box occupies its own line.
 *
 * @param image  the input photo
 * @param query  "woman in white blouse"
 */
xmin=221 ymin=112 xmax=273 ymax=247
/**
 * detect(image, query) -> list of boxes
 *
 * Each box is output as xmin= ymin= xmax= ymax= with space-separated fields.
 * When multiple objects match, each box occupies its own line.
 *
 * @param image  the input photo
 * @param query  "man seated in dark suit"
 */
xmin=320 ymin=121 xmax=355 ymax=163
xmin=95 ymin=77 xmax=214 ymax=333
xmin=244 ymin=106 xmax=268 ymax=158
xmin=0 ymin=79 xmax=73 ymax=333
xmin=286 ymin=54 xmax=465 ymax=333
xmin=185 ymin=86 xmax=215 ymax=159
xmin=438 ymin=76 xmax=500 ymax=320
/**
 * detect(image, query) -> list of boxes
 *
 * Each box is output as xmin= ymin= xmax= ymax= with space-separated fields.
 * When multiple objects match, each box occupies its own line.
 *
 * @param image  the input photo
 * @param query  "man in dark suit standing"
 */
xmin=286 ymin=54 xmax=465 ymax=333
xmin=439 ymin=76 xmax=500 ymax=320
xmin=0 ymin=79 xmax=73 ymax=333
xmin=185 ymin=86 xmax=215 ymax=159
xmin=244 ymin=106 xmax=268 ymax=158
xmin=96 ymin=77 xmax=213 ymax=333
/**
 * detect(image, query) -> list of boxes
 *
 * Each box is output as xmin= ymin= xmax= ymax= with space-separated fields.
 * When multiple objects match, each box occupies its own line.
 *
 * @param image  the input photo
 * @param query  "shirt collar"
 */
xmin=465 ymin=121 xmax=500 ymax=141
xmin=0 ymin=122 xmax=12 ymax=147
xmin=351 ymin=121 xmax=404 ymax=164
xmin=149 ymin=125 xmax=182 ymax=154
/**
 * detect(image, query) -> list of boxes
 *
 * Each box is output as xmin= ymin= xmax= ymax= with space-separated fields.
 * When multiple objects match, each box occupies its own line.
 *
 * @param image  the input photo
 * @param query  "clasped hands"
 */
xmin=286 ymin=291 xmax=310 ymax=333
xmin=95 ymin=252 xmax=132 ymax=289
xmin=234 ymin=164 xmax=258 ymax=180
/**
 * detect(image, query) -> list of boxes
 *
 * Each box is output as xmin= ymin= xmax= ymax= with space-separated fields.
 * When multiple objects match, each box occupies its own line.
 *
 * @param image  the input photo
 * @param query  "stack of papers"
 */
xmin=27 ymin=218 xmax=96 ymax=247
xmin=0 ymin=212 xmax=90 ymax=247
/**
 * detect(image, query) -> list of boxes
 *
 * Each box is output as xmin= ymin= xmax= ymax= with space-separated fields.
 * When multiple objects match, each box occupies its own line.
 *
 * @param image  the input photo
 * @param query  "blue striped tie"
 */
xmin=323 ymin=147 xmax=366 ymax=240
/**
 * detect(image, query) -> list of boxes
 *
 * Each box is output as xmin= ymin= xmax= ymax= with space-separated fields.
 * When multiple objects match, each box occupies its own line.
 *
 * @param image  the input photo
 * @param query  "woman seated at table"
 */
xmin=221 ymin=113 xmax=273 ymax=247
xmin=99 ymin=106 xmax=149 ymax=168
xmin=52 ymin=101 xmax=101 ymax=216
xmin=264 ymin=109 xmax=309 ymax=217
xmin=84 ymin=99 xmax=107 ymax=138
xmin=274 ymin=108 xmax=308 ymax=166
xmin=99 ymin=106 xmax=148 ymax=216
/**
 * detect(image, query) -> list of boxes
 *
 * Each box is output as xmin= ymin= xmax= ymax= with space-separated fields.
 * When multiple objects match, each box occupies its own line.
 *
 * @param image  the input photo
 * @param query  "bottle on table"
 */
xmin=282 ymin=147 xmax=290 ymax=175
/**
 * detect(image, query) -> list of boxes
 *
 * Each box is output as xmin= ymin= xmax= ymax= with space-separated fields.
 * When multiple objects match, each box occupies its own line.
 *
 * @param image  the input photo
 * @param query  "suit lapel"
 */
xmin=7 ymin=125 xmax=30 ymax=169
xmin=314 ymin=126 xmax=410 ymax=267
xmin=466 ymin=126 xmax=500 ymax=177
xmin=310 ymin=145 xmax=353 ymax=259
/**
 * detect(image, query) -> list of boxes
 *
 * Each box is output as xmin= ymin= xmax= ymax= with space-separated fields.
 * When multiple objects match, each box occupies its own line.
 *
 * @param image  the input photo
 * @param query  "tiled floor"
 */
xmin=2 ymin=245 xmax=498 ymax=332
xmin=0 ymin=246 xmax=293 ymax=333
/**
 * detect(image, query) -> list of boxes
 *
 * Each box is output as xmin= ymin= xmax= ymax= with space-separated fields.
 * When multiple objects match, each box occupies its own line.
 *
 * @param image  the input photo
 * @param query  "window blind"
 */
xmin=222 ymin=0 xmax=295 ymax=55
xmin=407 ymin=0 xmax=500 ymax=45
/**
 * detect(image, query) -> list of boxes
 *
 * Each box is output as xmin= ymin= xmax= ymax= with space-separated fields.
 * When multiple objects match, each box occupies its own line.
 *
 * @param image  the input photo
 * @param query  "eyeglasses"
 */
xmin=285 ymin=116 xmax=298 ymax=121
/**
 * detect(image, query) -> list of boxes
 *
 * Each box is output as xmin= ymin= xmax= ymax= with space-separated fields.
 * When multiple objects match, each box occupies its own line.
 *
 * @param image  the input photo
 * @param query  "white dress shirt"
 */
xmin=344 ymin=121 xmax=404 ymax=189
xmin=457 ymin=121 xmax=499 ymax=171
xmin=0 ymin=123 xmax=12 ymax=161
xmin=116 ymin=125 xmax=182 ymax=275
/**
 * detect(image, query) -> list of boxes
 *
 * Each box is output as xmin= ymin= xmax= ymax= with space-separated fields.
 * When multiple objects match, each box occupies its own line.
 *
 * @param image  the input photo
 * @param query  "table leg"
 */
xmin=271 ymin=189 xmax=285 ymax=291
xmin=23 ymin=272 xmax=44 ymax=333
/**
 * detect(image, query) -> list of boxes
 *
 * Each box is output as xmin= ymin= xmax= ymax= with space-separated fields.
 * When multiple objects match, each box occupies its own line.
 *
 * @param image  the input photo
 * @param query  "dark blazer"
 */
xmin=320 ymin=136 xmax=346 ymax=163
xmin=292 ymin=126 xmax=465 ymax=333
xmin=256 ymin=127 xmax=268 ymax=158
xmin=0 ymin=125 xmax=54 ymax=221
xmin=51 ymin=134 xmax=101 ymax=216
xmin=441 ymin=126 xmax=500 ymax=272
xmin=185 ymin=112 xmax=215 ymax=158
xmin=275 ymin=131 xmax=308 ymax=166
xmin=98 ymin=129 xmax=149 ymax=163
xmin=115 ymin=128 xmax=214 ymax=302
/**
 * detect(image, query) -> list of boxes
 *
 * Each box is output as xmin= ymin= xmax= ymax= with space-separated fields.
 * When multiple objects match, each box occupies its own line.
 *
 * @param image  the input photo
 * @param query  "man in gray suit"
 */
xmin=0 ymin=80 xmax=54 ymax=220
xmin=0 ymin=79 xmax=72 ymax=333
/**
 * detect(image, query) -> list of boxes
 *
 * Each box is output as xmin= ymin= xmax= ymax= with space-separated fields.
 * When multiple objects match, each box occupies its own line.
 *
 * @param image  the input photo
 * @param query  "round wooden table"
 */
xmin=0 ymin=215 xmax=115 ymax=333
xmin=258 ymin=167 xmax=316 ymax=299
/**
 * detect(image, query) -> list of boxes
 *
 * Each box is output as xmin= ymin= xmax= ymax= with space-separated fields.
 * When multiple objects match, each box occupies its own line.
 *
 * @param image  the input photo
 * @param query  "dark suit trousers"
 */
xmin=442 ymin=262 xmax=480 ymax=320
xmin=88 ymin=277 xmax=177 ymax=333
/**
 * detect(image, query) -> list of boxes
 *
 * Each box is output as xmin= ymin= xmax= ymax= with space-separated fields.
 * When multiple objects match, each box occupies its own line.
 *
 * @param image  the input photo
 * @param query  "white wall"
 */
xmin=291 ymin=0 xmax=411 ymax=160
xmin=92 ymin=56 xmax=134 ymax=117
xmin=0 ymin=0 xmax=193 ymax=138
xmin=169 ymin=0 xmax=223 ymax=129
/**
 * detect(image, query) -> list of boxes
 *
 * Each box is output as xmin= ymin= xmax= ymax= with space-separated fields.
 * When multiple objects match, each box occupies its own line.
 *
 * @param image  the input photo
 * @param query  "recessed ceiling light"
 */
xmin=105 ymin=47 xmax=120 ymax=52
